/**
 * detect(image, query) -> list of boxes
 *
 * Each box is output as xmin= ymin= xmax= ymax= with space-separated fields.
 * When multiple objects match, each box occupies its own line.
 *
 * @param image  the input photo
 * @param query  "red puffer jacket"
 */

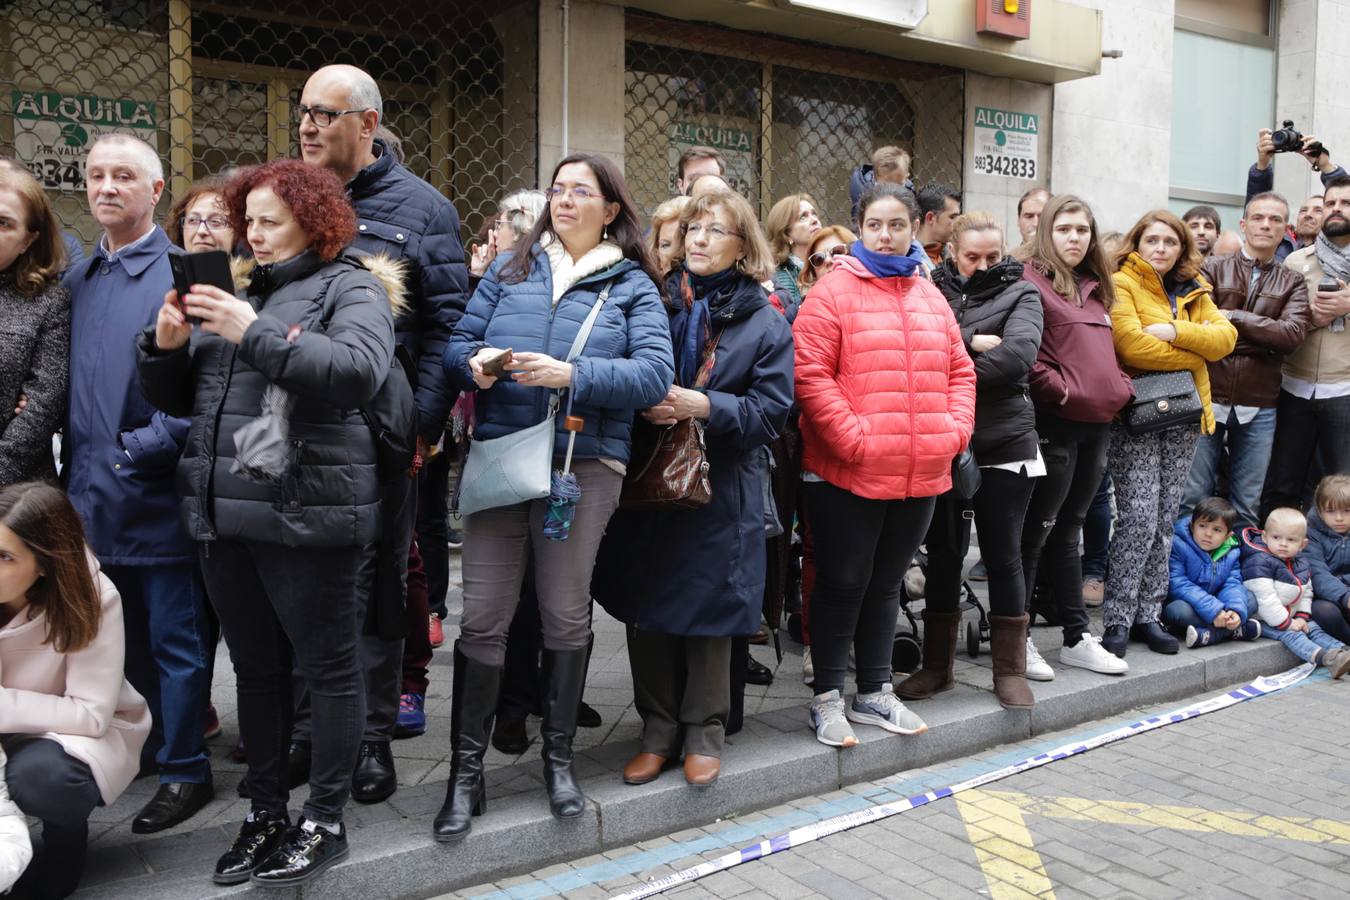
xmin=794 ymin=255 xmax=976 ymax=500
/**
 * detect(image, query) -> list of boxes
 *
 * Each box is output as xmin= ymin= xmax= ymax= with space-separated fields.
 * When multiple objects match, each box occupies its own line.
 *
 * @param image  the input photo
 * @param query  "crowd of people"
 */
xmin=0 ymin=59 xmax=1348 ymax=895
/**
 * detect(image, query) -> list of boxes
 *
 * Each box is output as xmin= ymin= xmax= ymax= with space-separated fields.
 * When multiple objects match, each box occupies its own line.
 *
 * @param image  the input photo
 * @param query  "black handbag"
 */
xmin=950 ymin=447 xmax=982 ymax=499
xmin=1120 ymin=370 xmax=1203 ymax=435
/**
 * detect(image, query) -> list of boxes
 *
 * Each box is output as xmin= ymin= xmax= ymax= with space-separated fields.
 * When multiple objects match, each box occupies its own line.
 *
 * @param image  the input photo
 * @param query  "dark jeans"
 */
xmin=1161 ymin=592 xmax=1258 ymax=636
xmin=1021 ymin=413 xmax=1110 ymax=644
xmin=804 ymin=481 xmax=935 ymax=695
xmin=201 ymin=541 xmax=369 ymax=824
xmin=1312 ymin=599 xmax=1350 ymax=644
xmin=418 ymin=449 xmax=452 ymax=618
xmin=1262 ymin=389 xmax=1350 ymax=520
xmin=1182 ymin=406 xmax=1276 ymax=532
xmin=104 ymin=563 xmax=212 ymax=783
xmin=1081 ymin=471 xmax=1113 ymax=582
xmin=4 ymin=737 xmax=102 ymax=900
xmin=925 ymin=468 xmax=1035 ymax=618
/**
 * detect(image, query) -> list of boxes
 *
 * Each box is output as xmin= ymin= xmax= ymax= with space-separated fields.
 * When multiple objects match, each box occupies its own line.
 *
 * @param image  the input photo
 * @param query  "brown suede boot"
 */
xmin=896 ymin=610 xmax=961 ymax=700
xmin=989 ymin=614 xmax=1035 ymax=710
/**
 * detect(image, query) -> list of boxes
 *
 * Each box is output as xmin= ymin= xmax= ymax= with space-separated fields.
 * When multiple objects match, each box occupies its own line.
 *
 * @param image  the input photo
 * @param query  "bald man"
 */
xmin=295 ymin=63 xmax=468 ymax=804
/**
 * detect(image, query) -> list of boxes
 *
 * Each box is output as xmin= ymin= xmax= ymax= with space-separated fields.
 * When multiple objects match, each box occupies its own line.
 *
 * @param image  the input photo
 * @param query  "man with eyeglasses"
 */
xmin=295 ymin=64 xmax=468 ymax=805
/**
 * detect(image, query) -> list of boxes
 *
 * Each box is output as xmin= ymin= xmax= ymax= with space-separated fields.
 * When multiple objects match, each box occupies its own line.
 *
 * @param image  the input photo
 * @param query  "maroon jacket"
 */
xmin=1021 ymin=264 xmax=1134 ymax=423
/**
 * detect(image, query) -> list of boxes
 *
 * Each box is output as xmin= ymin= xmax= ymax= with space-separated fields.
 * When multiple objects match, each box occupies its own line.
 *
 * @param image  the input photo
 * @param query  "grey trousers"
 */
xmin=459 ymin=459 xmax=623 ymax=666
xmin=628 ymin=626 xmax=732 ymax=759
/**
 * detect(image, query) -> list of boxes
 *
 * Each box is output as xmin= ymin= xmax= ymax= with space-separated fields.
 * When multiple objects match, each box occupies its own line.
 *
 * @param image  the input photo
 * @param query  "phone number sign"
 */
xmin=10 ymin=90 xmax=158 ymax=191
xmin=972 ymin=105 xmax=1038 ymax=181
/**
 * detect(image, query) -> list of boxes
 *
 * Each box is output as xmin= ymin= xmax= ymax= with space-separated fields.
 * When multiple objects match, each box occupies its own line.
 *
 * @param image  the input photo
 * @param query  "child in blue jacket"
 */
xmin=1307 ymin=475 xmax=1350 ymax=644
xmin=1165 ymin=497 xmax=1261 ymax=647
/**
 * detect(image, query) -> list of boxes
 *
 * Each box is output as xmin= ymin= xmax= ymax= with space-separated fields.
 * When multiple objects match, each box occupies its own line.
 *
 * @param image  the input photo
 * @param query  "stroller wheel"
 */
xmin=966 ymin=620 xmax=981 ymax=658
xmin=891 ymin=633 xmax=922 ymax=675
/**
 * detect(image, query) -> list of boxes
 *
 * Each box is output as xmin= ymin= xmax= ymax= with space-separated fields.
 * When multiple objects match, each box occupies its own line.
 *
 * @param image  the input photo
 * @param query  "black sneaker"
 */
xmin=214 ymin=811 xmax=290 ymax=885
xmin=250 ymin=819 xmax=348 ymax=887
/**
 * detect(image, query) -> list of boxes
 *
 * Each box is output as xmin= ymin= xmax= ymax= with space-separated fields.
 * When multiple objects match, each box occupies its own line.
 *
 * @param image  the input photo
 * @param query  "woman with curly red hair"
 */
xmin=135 ymin=159 xmax=401 ymax=888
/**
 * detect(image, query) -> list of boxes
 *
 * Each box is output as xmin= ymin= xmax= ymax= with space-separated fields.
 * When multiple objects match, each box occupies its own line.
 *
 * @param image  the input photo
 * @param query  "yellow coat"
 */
xmin=1110 ymin=253 xmax=1237 ymax=434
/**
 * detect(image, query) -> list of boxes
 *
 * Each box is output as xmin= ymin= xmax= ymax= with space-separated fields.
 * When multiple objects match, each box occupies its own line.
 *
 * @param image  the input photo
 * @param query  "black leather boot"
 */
xmin=433 ymin=642 xmax=501 ymax=842
xmin=540 ymin=647 xmax=590 ymax=819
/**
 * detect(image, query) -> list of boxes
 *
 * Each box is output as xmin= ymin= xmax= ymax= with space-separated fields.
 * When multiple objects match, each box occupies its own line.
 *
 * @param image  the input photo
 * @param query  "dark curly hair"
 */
xmin=166 ymin=175 xmax=230 ymax=248
xmin=224 ymin=160 xmax=356 ymax=262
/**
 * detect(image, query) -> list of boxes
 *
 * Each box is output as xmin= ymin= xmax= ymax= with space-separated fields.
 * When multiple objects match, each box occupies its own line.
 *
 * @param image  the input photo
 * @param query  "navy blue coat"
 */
xmin=1307 ymin=509 xmax=1350 ymax=611
xmin=444 ymin=247 xmax=674 ymax=463
xmin=1168 ymin=517 xmax=1249 ymax=624
xmin=593 ymin=273 xmax=795 ymax=637
xmin=348 ymin=138 xmax=468 ymax=442
xmin=62 ymin=227 xmax=193 ymax=566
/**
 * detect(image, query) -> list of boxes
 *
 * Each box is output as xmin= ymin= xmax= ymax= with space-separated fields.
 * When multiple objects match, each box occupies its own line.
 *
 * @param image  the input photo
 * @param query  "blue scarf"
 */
xmin=669 ymin=266 xmax=737 ymax=387
xmin=851 ymin=240 xmax=923 ymax=278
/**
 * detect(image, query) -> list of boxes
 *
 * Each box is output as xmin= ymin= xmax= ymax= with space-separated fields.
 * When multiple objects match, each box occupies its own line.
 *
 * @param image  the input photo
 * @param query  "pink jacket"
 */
xmin=794 ymin=255 xmax=976 ymax=500
xmin=0 ymin=555 xmax=150 ymax=804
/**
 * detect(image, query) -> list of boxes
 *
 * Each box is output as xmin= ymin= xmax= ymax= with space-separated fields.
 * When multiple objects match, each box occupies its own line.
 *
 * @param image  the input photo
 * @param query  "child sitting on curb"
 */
xmin=1307 ymin=475 xmax=1350 ymax=644
xmin=1164 ymin=497 xmax=1260 ymax=647
xmin=1242 ymin=507 xmax=1350 ymax=678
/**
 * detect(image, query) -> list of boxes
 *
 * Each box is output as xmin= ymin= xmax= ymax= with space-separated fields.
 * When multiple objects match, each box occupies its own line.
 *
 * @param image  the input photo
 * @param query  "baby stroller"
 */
xmin=892 ymin=547 xmax=989 ymax=673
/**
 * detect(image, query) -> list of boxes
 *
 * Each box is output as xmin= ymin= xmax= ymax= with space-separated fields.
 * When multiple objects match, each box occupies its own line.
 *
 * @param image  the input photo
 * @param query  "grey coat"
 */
xmin=0 ymin=273 xmax=69 ymax=484
xmin=136 ymin=249 xmax=398 ymax=548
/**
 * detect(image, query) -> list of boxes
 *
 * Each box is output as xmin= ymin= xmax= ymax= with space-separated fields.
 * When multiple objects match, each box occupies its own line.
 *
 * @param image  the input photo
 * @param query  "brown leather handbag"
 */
xmin=620 ymin=328 xmax=721 ymax=510
xmin=619 ymin=417 xmax=712 ymax=509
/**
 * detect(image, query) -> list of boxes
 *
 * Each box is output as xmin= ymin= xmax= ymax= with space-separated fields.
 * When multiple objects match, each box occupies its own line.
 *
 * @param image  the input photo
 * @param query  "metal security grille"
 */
xmin=624 ymin=13 xmax=964 ymax=227
xmin=1 ymin=0 xmax=539 ymax=247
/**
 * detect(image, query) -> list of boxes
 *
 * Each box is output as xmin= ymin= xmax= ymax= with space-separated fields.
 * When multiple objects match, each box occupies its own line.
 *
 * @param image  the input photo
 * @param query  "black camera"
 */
xmin=1272 ymin=120 xmax=1326 ymax=158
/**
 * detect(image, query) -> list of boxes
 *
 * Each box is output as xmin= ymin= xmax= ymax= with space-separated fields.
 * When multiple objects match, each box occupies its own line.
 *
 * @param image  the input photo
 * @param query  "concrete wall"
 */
xmin=1272 ymin=0 xmax=1350 ymax=207
xmin=962 ymin=73 xmax=1053 ymax=241
xmin=537 ymin=0 xmax=626 ymax=180
xmin=1051 ymin=0 xmax=1175 ymax=232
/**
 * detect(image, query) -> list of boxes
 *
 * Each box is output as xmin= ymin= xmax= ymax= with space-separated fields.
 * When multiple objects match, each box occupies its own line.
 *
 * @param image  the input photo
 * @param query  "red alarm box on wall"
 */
xmin=977 ymin=0 xmax=1031 ymax=40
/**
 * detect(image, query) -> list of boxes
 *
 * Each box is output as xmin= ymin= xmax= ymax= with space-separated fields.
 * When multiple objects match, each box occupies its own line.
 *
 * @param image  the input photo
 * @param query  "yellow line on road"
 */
xmin=983 ymin=789 xmax=1350 ymax=845
xmin=956 ymin=790 xmax=1056 ymax=899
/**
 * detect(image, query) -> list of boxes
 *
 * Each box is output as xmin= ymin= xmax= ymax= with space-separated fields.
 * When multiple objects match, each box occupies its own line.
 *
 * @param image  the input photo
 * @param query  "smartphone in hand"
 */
xmin=169 ymin=250 xmax=235 ymax=326
xmin=482 ymin=348 xmax=514 ymax=378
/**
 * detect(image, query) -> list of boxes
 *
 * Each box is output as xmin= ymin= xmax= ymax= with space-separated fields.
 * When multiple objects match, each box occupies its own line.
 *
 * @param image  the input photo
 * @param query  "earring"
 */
xmin=735 ymin=257 xmax=746 ymax=273
xmin=603 ymin=224 xmax=609 ymax=241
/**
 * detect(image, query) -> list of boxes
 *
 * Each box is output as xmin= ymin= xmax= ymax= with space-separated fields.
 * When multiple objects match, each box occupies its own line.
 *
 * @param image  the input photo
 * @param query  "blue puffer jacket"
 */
xmin=1307 ymin=509 xmax=1350 ymax=612
xmin=444 ymin=244 xmax=674 ymax=464
xmin=1168 ymin=517 xmax=1249 ymax=624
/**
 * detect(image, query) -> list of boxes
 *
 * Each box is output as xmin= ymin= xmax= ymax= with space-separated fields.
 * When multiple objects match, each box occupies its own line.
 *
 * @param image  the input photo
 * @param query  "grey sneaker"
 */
xmin=809 ymin=690 xmax=858 ymax=747
xmin=846 ymin=684 xmax=927 ymax=735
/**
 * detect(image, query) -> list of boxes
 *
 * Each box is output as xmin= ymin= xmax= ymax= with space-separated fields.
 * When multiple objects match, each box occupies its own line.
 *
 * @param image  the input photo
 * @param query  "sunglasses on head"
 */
xmin=809 ymin=245 xmax=848 ymax=268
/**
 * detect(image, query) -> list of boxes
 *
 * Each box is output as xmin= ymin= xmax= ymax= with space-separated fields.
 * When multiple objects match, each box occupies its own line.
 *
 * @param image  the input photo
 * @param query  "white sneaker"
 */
xmin=1025 ymin=635 xmax=1055 ymax=681
xmin=846 ymin=684 xmax=928 ymax=735
xmin=810 ymin=690 xmax=858 ymax=747
xmin=1059 ymin=633 xmax=1128 ymax=675
xmin=802 ymin=646 xmax=814 ymax=685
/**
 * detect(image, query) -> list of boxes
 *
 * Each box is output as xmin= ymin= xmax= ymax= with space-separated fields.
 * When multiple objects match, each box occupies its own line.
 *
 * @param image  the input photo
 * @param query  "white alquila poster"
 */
xmin=11 ymin=90 xmax=158 ymax=191
xmin=971 ymin=105 xmax=1038 ymax=181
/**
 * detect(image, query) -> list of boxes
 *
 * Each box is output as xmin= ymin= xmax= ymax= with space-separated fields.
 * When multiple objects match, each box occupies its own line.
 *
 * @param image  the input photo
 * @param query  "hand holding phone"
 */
xmin=169 ymin=250 xmax=235 ymax=326
xmin=481 ymin=347 xmax=514 ymax=378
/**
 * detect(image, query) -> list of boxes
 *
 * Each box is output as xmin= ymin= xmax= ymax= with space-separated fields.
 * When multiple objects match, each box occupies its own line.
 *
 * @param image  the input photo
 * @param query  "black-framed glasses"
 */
xmin=293 ymin=105 xmax=370 ymax=128
xmin=809 ymin=245 xmax=848 ymax=268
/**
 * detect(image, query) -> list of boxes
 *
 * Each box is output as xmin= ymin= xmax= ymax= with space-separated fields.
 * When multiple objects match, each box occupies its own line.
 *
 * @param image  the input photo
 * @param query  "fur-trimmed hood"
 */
xmin=229 ymin=251 xmax=410 ymax=318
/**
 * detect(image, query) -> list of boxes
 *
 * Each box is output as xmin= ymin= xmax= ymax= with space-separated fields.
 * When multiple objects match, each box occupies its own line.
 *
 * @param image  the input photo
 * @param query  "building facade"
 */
xmin=15 ymin=2 xmax=1333 ymax=248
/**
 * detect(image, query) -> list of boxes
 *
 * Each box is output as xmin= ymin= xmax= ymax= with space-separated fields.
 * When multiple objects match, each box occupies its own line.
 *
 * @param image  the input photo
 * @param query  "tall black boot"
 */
xmin=433 ymin=641 xmax=501 ymax=843
xmin=539 ymin=647 xmax=589 ymax=819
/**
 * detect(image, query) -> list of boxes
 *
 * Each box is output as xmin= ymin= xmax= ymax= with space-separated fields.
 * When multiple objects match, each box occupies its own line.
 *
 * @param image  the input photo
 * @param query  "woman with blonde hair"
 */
xmin=0 ymin=160 xmax=69 ymax=485
xmin=1103 ymin=209 xmax=1236 ymax=657
xmin=647 ymin=195 xmax=691 ymax=277
xmin=765 ymin=192 xmax=821 ymax=318
xmin=594 ymin=189 xmax=793 ymax=786
xmin=796 ymin=225 xmax=857 ymax=300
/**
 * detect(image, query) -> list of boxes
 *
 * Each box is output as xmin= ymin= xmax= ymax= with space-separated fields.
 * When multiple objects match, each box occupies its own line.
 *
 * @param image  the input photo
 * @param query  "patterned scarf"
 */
xmin=1315 ymin=230 xmax=1350 ymax=284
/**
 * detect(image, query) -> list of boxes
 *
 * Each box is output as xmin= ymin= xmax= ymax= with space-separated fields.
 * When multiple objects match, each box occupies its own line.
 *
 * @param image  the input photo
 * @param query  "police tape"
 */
xmin=611 ymin=663 xmax=1316 ymax=899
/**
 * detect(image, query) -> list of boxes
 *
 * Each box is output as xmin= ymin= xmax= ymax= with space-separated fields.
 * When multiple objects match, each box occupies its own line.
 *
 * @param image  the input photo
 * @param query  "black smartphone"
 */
xmin=169 ymin=250 xmax=235 ymax=326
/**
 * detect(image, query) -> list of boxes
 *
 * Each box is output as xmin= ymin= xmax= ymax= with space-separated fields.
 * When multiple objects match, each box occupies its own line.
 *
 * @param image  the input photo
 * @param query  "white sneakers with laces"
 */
xmin=1059 ymin=632 xmax=1129 ymax=675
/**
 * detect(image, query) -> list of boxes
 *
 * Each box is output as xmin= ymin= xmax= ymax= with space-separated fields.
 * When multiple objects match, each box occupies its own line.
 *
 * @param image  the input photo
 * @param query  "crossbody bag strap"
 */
xmin=550 ymin=278 xmax=615 ymax=417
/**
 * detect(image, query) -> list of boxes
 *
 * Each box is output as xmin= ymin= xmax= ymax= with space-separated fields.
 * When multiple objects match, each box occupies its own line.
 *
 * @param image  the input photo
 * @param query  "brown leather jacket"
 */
xmin=1201 ymin=251 xmax=1310 ymax=407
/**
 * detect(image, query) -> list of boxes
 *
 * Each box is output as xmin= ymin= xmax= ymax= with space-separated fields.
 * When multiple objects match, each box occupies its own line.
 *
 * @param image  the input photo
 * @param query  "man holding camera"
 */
xmin=1247 ymin=125 xmax=1346 ymax=261
xmin=1261 ymin=175 xmax=1350 ymax=518
xmin=1182 ymin=192 xmax=1310 ymax=531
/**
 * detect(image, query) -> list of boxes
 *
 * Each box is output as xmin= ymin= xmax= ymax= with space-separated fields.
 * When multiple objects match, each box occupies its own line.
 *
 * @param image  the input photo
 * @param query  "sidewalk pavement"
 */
xmin=69 ymin=552 xmax=1300 ymax=899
